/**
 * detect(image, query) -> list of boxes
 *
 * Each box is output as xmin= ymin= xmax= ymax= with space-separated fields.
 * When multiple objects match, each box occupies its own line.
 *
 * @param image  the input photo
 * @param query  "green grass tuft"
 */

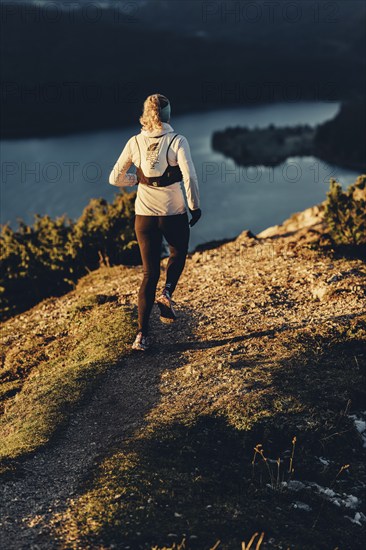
xmin=0 ymin=272 xmax=136 ymax=469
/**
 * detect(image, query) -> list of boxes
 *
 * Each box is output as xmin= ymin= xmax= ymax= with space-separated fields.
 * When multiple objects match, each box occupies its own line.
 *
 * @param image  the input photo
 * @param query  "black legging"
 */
xmin=134 ymin=212 xmax=190 ymax=334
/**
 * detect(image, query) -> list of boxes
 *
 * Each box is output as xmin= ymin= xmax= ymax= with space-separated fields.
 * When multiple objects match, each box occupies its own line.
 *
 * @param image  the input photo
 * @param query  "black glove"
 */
xmin=189 ymin=208 xmax=202 ymax=227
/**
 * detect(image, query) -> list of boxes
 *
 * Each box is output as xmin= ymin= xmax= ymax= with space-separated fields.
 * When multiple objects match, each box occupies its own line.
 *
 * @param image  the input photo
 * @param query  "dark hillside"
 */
xmin=1 ymin=0 xmax=365 ymax=137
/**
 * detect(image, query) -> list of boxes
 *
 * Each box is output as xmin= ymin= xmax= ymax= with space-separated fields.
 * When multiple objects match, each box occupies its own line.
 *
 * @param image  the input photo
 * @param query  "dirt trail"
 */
xmin=0 ymin=206 xmax=365 ymax=549
xmin=0 ymin=299 xmax=199 ymax=549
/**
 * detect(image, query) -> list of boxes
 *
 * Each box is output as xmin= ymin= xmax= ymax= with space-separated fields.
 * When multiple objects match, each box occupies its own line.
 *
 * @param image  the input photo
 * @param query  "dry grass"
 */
xmin=152 ymin=534 xmax=265 ymax=550
xmin=0 ymin=268 xmax=136 ymax=470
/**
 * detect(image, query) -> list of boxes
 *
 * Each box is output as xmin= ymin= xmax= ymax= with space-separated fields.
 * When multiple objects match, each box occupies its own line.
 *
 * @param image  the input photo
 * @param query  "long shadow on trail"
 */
xmin=50 ymin=323 xmax=366 ymax=550
xmin=158 ymin=312 xmax=365 ymax=354
xmin=55 ymin=410 xmax=365 ymax=550
xmin=1 ymin=304 xmax=364 ymax=550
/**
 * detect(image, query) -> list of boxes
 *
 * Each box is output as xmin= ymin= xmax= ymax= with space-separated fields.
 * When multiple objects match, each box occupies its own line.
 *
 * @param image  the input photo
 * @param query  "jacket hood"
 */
xmin=141 ymin=122 xmax=174 ymax=137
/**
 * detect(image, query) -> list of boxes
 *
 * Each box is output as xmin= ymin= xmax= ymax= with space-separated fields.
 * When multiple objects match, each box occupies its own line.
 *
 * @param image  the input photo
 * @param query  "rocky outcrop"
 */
xmin=257 ymin=203 xmax=326 ymax=238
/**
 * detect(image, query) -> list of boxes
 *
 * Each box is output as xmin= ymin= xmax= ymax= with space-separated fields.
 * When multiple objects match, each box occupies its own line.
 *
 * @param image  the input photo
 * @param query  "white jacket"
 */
xmin=109 ymin=122 xmax=200 ymax=216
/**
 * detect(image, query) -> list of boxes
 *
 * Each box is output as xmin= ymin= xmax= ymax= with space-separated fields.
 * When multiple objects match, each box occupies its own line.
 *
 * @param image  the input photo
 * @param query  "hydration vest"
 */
xmin=134 ymin=133 xmax=183 ymax=187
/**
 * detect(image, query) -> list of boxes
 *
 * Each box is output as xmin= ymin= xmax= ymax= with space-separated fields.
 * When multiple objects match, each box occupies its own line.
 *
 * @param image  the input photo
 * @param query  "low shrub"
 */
xmin=324 ymin=175 xmax=366 ymax=246
xmin=0 ymin=191 xmax=141 ymax=319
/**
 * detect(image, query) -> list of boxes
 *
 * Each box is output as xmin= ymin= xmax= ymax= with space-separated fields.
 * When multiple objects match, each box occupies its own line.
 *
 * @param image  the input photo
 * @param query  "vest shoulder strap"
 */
xmin=166 ymin=134 xmax=180 ymax=165
xmin=134 ymin=136 xmax=141 ymax=166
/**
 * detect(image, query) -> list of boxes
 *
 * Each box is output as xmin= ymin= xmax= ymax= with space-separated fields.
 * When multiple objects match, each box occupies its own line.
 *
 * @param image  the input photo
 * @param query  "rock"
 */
xmin=311 ymin=283 xmax=333 ymax=301
xmin=236 ymin=229 xmax=257 ymax=242
xmin=258 ymin=204 xmax=325 ymax=238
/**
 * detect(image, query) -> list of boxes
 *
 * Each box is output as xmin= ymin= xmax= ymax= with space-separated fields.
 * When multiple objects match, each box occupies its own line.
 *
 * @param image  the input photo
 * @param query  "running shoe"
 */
xmin=132 ymin=331 xmax=151 ymax=351
xmin=156 ymin=289 xmax=177 ymax=323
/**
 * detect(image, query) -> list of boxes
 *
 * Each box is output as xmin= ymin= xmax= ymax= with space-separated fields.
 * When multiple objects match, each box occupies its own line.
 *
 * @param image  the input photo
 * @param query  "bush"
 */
xmin=324 ymin=175 xmax=366 ymax=246
xmin=70 ymin=192 xmax=140 ymax=269
xmin=0 ymin=191 xmax=141 ymax=319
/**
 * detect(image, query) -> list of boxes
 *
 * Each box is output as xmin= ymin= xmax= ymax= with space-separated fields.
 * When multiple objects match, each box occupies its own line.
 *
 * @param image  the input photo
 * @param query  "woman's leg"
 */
xmin=159 ymin=212 xmax=190 ymax=296
xmin=134 ymin=215 xmax=162 ymax=334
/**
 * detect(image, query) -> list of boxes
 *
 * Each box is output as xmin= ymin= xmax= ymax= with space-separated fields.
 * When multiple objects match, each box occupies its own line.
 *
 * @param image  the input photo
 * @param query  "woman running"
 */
xmin=109 ymin=93 xmax=202 ymax=351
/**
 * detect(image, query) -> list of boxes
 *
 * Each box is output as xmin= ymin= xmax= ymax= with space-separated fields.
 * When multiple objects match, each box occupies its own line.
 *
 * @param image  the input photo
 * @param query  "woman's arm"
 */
xmin=176 ymin=136 xmax=201 ymax=210
xmin=109 ymin=137 xmax=138 ymax=187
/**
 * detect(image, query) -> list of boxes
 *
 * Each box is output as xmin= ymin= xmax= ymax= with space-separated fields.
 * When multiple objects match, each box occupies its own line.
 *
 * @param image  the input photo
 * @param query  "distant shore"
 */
xmin=212 ymin=99 xmax=366 ymax=172
xmin=212 ymin=124 xmax=316 ymax=167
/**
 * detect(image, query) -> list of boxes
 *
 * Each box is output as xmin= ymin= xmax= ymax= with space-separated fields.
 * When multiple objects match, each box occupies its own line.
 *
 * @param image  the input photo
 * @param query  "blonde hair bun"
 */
xmin=140 ymin=93 xmax=170 ymax=132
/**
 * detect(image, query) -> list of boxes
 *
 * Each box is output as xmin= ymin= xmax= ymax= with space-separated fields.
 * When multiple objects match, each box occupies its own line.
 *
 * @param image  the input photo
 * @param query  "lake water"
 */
xmin=1 ymin=102 xmax=359 ymax=252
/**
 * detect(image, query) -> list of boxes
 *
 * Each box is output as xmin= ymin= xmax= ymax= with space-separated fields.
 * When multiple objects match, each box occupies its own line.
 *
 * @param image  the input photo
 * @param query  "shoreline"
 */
xmin=0 ymin=98 xmax=343 ymax=142
xmin=212 ymin=99 xmax=366 ymax=172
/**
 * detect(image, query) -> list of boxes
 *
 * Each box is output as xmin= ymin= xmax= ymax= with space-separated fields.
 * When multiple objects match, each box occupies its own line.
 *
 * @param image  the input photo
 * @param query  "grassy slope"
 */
xmin=0 ymin=267 xmax=136 ymax=471
xmin=50 ymin=220 xmax=365 ymax=549
xmin=1 ymin=212 xmax=365 ymax=549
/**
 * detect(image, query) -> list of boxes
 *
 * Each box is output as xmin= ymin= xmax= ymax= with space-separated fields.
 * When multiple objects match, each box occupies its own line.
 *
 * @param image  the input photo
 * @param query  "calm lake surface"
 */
xmin=1 ymin=102 xmax=359 ymax=251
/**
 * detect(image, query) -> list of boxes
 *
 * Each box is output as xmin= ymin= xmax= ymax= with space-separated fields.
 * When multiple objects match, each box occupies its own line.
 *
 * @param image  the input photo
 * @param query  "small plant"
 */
xmin=152 ymin=539 xmax=186 ymax=550
xmin=151 ymin=533 xmax=265 ymax=550
xmin=251 ymin=436 xmax=297 ymax=491
xmin=288 ymin=435 xmax=296 ymax=474
xmin=324 ymin=175 xmax=366 ymax=246
xmin=242 ymin=531 xmax=265 ymax=550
